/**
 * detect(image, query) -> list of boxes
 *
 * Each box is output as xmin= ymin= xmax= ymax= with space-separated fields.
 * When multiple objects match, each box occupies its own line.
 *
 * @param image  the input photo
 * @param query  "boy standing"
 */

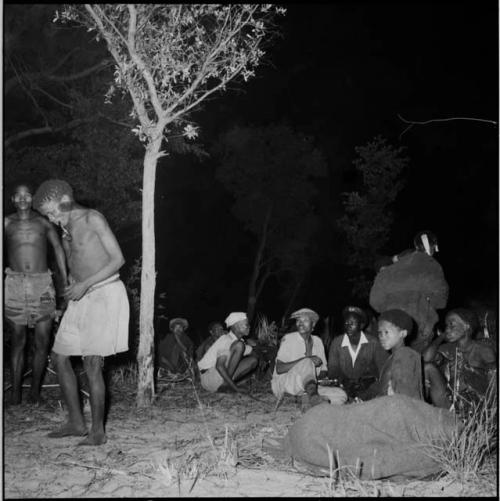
xmin=4 ymin=183 xmax=68 ymax=404
xmin=33 ymin=179 xmax=129 ymax=445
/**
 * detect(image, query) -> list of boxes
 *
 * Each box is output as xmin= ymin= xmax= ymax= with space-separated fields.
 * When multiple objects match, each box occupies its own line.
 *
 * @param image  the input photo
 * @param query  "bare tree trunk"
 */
xmin=282 ymin=276 xmax=304 ymax=321
xmin=247 ymin=206 xmax=272 ymax=324
xmin=136 ymin=137 xmax=162 ymax=408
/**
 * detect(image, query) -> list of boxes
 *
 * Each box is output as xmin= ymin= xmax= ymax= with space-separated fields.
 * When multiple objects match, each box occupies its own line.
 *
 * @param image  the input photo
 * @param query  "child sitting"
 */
xmin=359 ymin=309 xmax=423 ymax=401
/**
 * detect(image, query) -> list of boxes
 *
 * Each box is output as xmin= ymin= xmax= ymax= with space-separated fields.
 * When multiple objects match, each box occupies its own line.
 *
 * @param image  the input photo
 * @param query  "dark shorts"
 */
xmin=4 ymin=268 xmax=56 ymax=328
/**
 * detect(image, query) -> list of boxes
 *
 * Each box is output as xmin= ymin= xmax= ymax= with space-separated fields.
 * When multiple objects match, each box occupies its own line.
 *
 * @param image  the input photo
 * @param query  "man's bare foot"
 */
xmin=78 ymin=432 xmax=107 ymax=446
xmin=48 ymin=424 xmax=88 ymax=438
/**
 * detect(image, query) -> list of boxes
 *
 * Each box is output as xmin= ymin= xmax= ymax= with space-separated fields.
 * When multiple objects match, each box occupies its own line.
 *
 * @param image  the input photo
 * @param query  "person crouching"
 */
xmin=271 ymin=308 xmax=347 ymax=411
xmin=197 ymin=312 xmax=258 ymax=393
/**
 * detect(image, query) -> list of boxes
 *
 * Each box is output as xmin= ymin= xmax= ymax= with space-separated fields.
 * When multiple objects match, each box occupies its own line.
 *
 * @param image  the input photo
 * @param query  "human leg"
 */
xmin=232 ymin=354 xmax=258 ymax=383
xmin=79 ymin=355 xmax=107 ymax=446
xmin=29 ymin=318 xmax=53 ymax=403
xmin=48 ymin=351 xmax=87 ymax=437
xmin=9 ymin=323 xmax=27 ymax=405
xmin=423 ymin=362 xmax=450 ymax=409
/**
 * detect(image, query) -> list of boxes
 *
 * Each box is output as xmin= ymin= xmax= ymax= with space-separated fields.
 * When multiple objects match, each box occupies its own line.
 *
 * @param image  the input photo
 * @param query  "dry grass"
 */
xmin=109 ymin=361 xmax=138 ymax=386
xmin=423 ymin=377 xmax=498 ymax=482
xmin=255 ymin=315 xmax=278 ymax=346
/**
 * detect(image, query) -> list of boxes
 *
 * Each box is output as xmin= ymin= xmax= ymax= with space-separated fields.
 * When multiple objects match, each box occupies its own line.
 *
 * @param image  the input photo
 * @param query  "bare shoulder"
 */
xmin=84 ymin=208 xmax=108 ymax=225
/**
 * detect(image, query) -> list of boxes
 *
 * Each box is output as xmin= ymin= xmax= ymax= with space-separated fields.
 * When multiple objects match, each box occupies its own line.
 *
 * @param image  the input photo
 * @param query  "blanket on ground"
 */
xmin=284 ymin=395 xmax=459 ymax=480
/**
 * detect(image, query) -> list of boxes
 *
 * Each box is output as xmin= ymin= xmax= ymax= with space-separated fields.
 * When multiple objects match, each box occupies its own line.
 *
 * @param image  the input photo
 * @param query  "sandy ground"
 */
xmin=3 ymin=372 xmax=498 ymax=498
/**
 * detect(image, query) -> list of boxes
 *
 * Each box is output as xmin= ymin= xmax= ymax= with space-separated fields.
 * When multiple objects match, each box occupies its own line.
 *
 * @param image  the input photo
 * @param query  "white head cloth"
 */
xmin=225 ymin=312 xmax=247 ymax=328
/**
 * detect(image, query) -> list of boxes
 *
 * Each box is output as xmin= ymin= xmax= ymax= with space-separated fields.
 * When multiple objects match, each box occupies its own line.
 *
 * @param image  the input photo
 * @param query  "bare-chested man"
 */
xmin=4 ymin=183 xmax=68 ymax=405
xmin=33 ymin=179 xmax=129 ymax=446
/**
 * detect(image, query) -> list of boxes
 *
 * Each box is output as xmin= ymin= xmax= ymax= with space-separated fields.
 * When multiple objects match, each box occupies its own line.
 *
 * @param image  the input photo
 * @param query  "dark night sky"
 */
xmin=4 ymin=3 xmax=499 ymax=336
xmin=148 ymin=2 xmax=498 ymax=330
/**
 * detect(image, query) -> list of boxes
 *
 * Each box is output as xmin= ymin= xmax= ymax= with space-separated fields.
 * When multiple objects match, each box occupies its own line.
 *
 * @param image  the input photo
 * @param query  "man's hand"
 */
xmin=309 ymin=355 xmax=323 ymax=367
xmin=64 ymin=281 xmax=89 ymax=301
xmin=246 ymin=338 xmax=257 ymax=347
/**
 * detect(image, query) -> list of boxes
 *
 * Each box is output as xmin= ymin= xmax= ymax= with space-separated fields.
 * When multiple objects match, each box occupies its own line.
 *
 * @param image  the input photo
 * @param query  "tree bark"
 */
xmin=136 ymin=136 xmax=162 ymax=408
xmin=247 ymin=205 xmax=272 ymax=324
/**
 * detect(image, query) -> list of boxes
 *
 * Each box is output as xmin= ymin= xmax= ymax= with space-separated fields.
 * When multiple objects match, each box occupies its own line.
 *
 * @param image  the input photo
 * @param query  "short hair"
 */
xmin=9 ymin=181 xmax=34 ymax=196
xmin=447 ymin=308 xmax=480 ymax=336
xmin=208 ymin=321 xmax=223 ymax=332
xmin=33 ymin=180 xmax=74 ymax=211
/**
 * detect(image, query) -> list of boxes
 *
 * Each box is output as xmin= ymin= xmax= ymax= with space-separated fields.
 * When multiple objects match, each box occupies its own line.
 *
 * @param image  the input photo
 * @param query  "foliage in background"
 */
xmin=60 ymin=4 xmax=285 ymax=407
xmin=338 ymin=136 xmax=409 ymax=298
xmin=216 ymin=123 xmax=327 ymax=321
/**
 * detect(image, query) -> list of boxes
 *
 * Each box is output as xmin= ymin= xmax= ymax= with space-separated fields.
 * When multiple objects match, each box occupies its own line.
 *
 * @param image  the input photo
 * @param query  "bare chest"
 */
xmin=7 ymin=219 xmax=46 ymax=246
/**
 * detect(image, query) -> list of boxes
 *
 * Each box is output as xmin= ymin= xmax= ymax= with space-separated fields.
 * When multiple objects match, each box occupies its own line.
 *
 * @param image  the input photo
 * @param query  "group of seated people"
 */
xmin=157 ymin=302 xmax=497 ymax=419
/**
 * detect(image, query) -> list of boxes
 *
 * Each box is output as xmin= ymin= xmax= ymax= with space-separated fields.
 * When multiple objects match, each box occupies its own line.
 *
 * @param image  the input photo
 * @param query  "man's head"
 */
xmin=377 ymin=309 xmax=414 ymax=351
xmin=290 ymin=308 xmax=319 ymax=336
xmin=225 ymin=312 xmax=249 ymax=337
xmin=33 ymin=179 xmax=74 ymax=225
xmin=169 ymin=317 xmax=189 ymax=334
xmin=413 ymin=230 xmax=438 ymax=256
xmin=342 ymin=306 xmax=367 ymax=339
xmin=445 ymin=308 xmax=479 ymax=343
xmin=11 ymin=184 xmax=33 ymax=212
xmin=208 ymin=321 xmax=224 ymax=339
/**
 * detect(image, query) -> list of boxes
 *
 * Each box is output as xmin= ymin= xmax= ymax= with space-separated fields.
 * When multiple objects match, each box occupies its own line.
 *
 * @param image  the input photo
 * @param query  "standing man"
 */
xmin=4 ymin=183 xmax=68 ymax=405
xmin=33 ymin=180 xmax=129 ymax=446
xmin=197 ymin=312 xmax=258 ymax=393
xmin=271 ymin=308 xmax=347 ymax=411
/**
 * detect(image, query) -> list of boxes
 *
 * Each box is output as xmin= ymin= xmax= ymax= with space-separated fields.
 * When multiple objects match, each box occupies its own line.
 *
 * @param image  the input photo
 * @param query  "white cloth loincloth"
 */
xmin=53 ymin=274 xmax=129 ymax=357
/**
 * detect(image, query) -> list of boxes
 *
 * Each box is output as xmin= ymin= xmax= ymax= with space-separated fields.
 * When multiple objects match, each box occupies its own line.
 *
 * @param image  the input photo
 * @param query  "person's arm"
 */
xmin=65 ymin=211 xmax=125 ymax=301
xmin=422 ymin=330 xmax=447 ymax=363
xmin=275 ymin=356 xmax=321 ymax=374
xmin=44 ymin=220 xmax=68 ymax=288
xmin=215 ymin=355 xmax=243 ymax=393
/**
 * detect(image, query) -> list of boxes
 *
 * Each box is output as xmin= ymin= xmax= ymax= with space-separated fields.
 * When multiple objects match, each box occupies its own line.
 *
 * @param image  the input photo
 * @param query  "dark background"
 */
xmin=4 ymin=2 xmax=499 ymax=340
xmin=151 ymin=2 xmax=499 ymax=331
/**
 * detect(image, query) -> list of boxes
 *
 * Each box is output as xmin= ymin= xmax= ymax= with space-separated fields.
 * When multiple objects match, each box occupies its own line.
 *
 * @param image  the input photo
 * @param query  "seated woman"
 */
xmin=423 ymin=308 xmax=496 ymax=418
xmin=327 ymin=306 xmax=388 ymax=400
xmin=157 ymin=317 xmax=194 ymax=375
xmin=360 ymin=309 xmax=423 ymax=401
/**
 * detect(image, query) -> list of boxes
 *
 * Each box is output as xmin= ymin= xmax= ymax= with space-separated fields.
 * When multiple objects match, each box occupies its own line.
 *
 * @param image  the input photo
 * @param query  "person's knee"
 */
xmin=230 ymin=340 xmax=245 ymax=356
xmin=247 ymin=354 xmax=258 ymax=369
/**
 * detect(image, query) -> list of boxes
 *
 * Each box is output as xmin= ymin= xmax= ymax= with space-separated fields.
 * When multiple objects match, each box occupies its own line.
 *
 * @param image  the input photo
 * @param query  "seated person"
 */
xmin=196 ymin=321 xmax=225 ymax=361
xmin=327 ymin=306 xmax=388 ymax=399
xmin=360 ymin=309 xmax=424 ymax=401
xmin=423 ymin=308 xmax=496 ymax=418
xmin=157 ymin=317 xmax=194 ymax=374
xmin=197 ymin=312 xmax=258 ymax=393
xmin=271 ymin=308 xmax=347 ymax=411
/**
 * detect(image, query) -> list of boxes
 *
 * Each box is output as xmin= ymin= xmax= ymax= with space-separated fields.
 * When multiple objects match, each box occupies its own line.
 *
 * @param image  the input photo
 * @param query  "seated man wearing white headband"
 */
xmin=197 ymin=312 xmax=258 ymax=393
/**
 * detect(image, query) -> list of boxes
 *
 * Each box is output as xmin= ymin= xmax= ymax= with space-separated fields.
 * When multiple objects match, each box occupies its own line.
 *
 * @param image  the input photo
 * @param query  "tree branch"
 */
xmin=126 ymin=4 xmax=165 ymax=121
xmin=5 ymin=118 xmax=93 ymax=148
xmin=32 ymin=84 xmax=74 ymax=109
xmin=84 ymin=4 xmax=152 ymax=129
xmin=44 ymin=59 xmax=112 ymax=82
xmin=398 ymin=114 xmax=498 ymax=139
